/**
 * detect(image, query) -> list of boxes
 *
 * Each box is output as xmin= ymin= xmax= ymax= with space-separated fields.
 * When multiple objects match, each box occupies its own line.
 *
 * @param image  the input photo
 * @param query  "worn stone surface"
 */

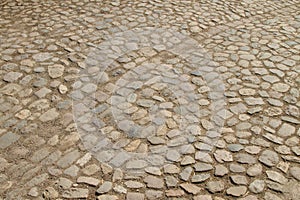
xmin=259 ymin=150 xmax=279 ymax=167
xmin=62 ymin=188 xmax=89 ymax=199
xmin=0 ymin=0 xmax=299 ymax=199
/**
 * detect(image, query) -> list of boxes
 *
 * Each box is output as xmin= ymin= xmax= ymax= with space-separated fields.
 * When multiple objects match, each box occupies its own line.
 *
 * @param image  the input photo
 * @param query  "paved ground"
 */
xmin=0 ymin=0 xmax=300 ymax=199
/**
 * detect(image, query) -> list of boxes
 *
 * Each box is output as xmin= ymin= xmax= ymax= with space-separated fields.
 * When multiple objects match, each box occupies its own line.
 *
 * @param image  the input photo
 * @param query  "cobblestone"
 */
xmin=1 ymin=0 xmax=300 ymax=199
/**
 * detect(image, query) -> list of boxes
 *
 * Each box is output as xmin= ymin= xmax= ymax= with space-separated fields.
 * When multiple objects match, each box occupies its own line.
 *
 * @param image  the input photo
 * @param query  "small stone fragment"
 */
xmin=59 ymin=84 xmax=68 ymax=94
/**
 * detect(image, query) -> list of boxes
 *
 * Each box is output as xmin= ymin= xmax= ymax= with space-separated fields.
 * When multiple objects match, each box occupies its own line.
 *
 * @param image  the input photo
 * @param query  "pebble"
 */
xmin=59 ymin=84 xmax=68 ymax=94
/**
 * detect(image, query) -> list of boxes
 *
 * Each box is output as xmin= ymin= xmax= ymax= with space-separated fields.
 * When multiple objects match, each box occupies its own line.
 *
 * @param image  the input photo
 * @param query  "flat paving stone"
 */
xmin=0 ymin=132 xmax=20 ymax=149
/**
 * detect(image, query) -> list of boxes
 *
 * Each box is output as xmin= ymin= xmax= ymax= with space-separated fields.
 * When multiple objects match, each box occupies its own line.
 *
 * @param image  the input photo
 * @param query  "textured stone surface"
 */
xmin=0 ymin=132 xmax=20 ymax=149
xmin=0 ymin=1 xmax=299 ymax=199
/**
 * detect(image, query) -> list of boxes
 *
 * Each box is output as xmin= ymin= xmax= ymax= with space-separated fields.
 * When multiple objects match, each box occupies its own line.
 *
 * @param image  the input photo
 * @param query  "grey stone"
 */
xmin=235 ymin=153 xmax=257 ymax=164
xmin=26 ymin=173 xmax=49 ymax=187
xmin=244 ymin=97 xmax=264 ymax=105
xmin=194 ymin=163 xmax=213 ymax=172
xmin=226 ymin=186 xmax=247 ymax=197
xmin=259 ymin=150 xmax=279 ymax=167
xmin=166 ymin=149 xmax=181 ymax=162
xmin=165 ymin=176 xmax=178 ymax=187
xmin=213 ymin=149 xmax=233 ymax=163
xmin=249 ymin=180 xmax=265 ymax=193
xmin=265 ymin=180 xmax=284 ymax=192
xmin=266 ymin=171 xmax=288 ymax=184
xmin=263 ymin=133 xmax=284 ymax=144
xmin=272 ymin=83 xmax=290 ymax=92
xmin=145 ymin=190 xmax=163 ymax=199
xmin=35 ymin=87 xmax=51 ymax=98
xmin=290 ymin=167 xmax=300 ymax=181
xmin=57 ymin=177 xmax=73 ymax=189
xmin=39 ymin=108 xmax=59 ymax=122
xmin=228 ymin=144 xmax=244 ymax=152
xmin=180 ymin=183 xmax=201 ymax=195
xmin=3 ymin=72 xmax=22 ymax=82
xmin=191 ymin=173 xmax=210 ymax=183
xmin=112 ymin=169 xmax=123 ymax=182
xmin=126 ymin=160 xmax=148 ymax=169
xmin=28 ymin=187 xmax=39 ymax=197
xmin=230 ymin=163 xmax=246 ymax=173
xmin=127 ymin=192 xmax=144 ymax=200
xmin=194 ymin=195 xmax=213 ymax=200
xmin=215 ymin=164 xmax=228 ymax=176
xmin=206 ymin=181 xmax=225 ymax=193
xmin=230 ymin=175 xmax=248 ymax=185
xmin=247 ymin=164 xmax=262 ymax=176
xmin=144 ymin=175 xmax=164 ymax=189
xmin=264 ymin=192 xmax=283 ymax=200
xmin=125 ymin=181 xmax=144 ymax=189
xmin=113 ymin=185 xmax=127 ymax=194
xmin=64 ymin=165 xmax=79 ymax=177
xmin=145 ymin=167 xmax=161 ymax=176
xmin=179 ymin=166 xmax=193 ymax=181
xmin=97 ymin=181 xmax=113 ymax=194
xmin=81 ymin=83 xmax=97 ymax=93
xmin=77 ymin=176 xmax=100 ymax=186
xmin=278 ymin=123 xmax=296 ymax=137
xmin=48 ymin=64 xmax=64 ymax=78
xmin=110 ymin=152 xmax=131 ymax=167
xmin=43 ymin=187 xmax=59 ymax=199
xmin=164 ymin=164 xmax=180 ymax=174
xmin=0 ymin=132 xmax=20 ymax=149
xmin=97 ymin=195 xmax=118 ymax=200
xmin=33 ymin=52 xmax=52 ymax=62
xmin=57 ymin=150 xmax=81 ymax=168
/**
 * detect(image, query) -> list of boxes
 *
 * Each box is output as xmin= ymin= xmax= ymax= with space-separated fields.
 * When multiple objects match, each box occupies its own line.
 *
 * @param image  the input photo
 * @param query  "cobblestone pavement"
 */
xmin=1 ymin=0 xmax=300 ymax=199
